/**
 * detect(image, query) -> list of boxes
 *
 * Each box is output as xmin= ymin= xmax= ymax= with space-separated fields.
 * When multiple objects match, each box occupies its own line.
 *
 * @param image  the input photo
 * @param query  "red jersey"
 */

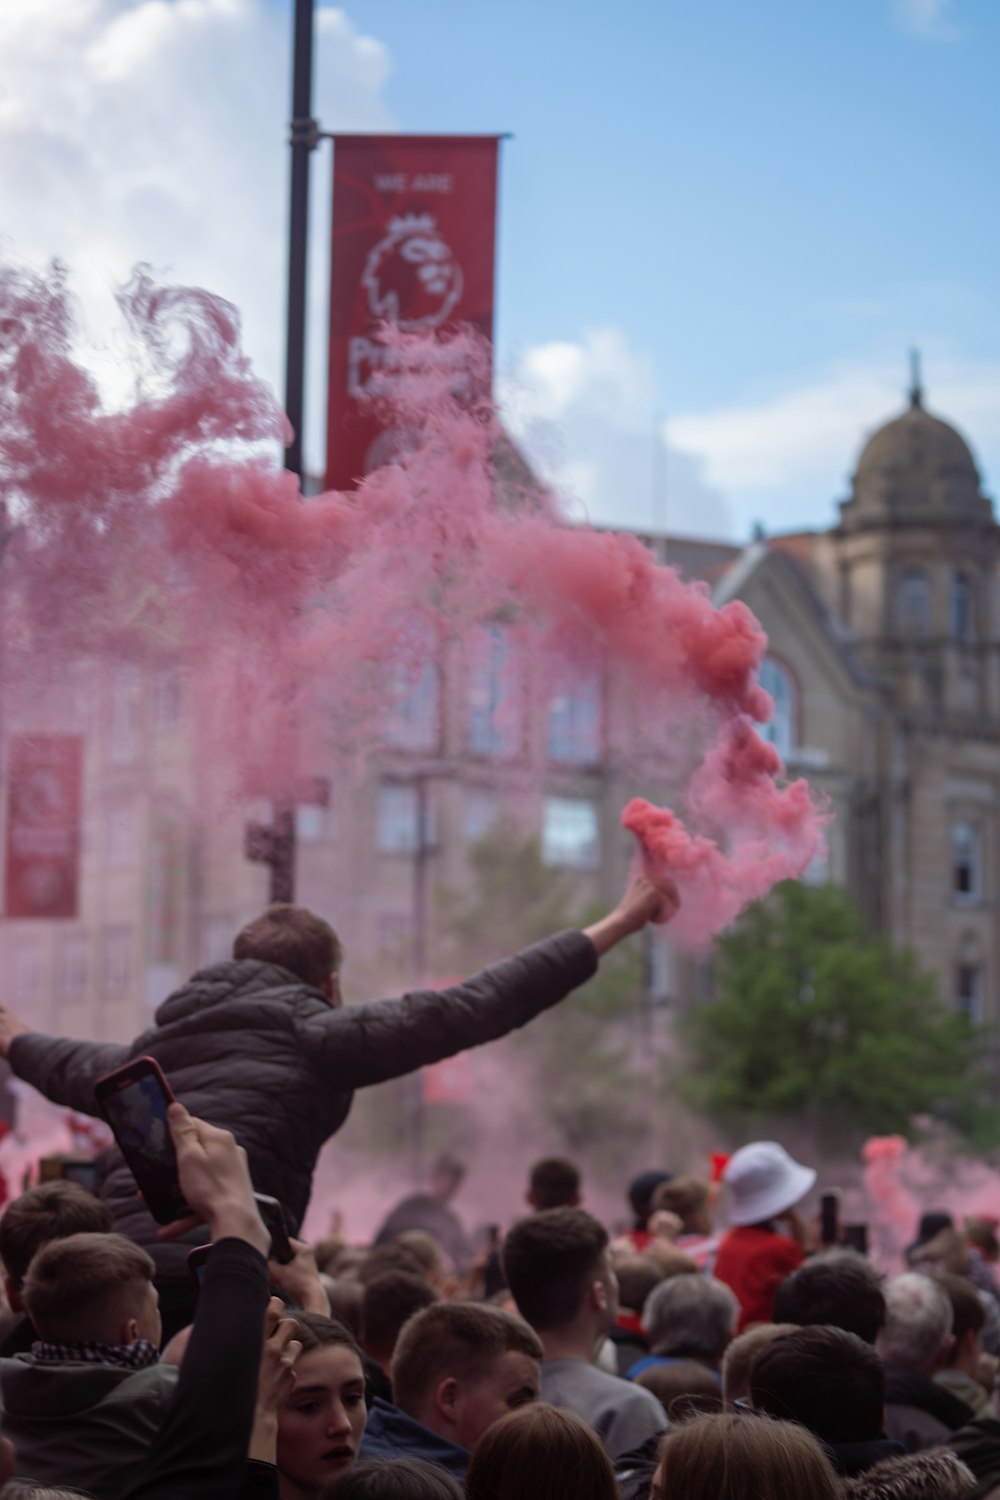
xmin=714 ymin=1225 xmax=803 ymax=1330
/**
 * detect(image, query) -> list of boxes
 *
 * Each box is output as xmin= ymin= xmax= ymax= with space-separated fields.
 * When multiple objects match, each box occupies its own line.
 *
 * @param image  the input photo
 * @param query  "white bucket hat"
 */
xmin=723 ymin=1141 xmax=816 ymax=1227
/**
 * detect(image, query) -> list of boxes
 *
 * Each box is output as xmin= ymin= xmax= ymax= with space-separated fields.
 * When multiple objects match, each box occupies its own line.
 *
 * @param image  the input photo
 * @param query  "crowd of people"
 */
xmin=0 ymin=888 xmax=994 ymax=1496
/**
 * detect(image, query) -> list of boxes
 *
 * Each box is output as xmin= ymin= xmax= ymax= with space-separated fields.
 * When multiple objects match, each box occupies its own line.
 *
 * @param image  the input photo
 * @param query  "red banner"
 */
xmin=325 ymin=135 xmax=501 ymax=491
xmin=5 ymin=736 xmax=83 ymax=918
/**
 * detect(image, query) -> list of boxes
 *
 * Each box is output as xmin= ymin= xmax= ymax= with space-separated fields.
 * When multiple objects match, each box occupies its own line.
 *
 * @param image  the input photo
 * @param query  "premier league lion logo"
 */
xmin=361 ymin=213 xmax=464 ymax=330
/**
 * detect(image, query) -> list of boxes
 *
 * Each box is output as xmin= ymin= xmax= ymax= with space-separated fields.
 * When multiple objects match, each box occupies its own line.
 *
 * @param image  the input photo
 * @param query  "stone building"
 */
xmin=0 ymin=367 xmax=995 ymax=1047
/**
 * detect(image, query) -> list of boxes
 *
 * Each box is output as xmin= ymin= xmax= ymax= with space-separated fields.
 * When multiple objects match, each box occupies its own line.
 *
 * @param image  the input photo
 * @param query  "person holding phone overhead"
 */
xmin=0 ymin=878 xmax=678 ymax=1334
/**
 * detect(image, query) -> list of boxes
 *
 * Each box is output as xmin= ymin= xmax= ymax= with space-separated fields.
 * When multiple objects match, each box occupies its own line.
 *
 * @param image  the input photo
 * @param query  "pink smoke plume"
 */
xmin=0 ymin=262 xmax=824 ymax=942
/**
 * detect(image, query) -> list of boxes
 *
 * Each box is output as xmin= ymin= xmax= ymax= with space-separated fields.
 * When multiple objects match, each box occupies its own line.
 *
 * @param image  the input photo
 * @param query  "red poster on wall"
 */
xmin=5 ymin=736 xmax=83 ymax=918
xmin=325 ymin=134 xmax=501 ymax=492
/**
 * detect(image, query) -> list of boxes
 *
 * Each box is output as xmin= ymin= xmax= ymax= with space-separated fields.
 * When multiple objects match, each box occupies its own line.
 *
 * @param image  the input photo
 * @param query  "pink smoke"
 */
xmin=0 ymin=263 xmax=824 ymax=942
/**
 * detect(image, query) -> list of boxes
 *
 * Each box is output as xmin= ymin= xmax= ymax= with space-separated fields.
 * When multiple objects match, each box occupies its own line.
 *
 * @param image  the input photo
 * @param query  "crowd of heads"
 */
xmin=1 ymin=1140 xmax=1000 ymax=1500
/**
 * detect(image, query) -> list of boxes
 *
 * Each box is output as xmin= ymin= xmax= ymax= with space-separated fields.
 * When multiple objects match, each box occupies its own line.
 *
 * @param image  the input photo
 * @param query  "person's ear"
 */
xmin=0 ymin=1435 xmax=15 ymax=1489
xmin=938 ymin=1333 xmax=956 ymax=1369
xmin=325 ymin=973 xmax=341 ymax=1006
xmin=433 ymin=1376 xmax=461 ymax=1427
xmin=3 ymin=1274 xmax=24 ymax=1316
xmin=525 ymin=1190 xmax=536 ymax=1209
xmin=592 ymin=1277 xmax=609 ymax=1313
xmin=121 ymin=1317 xmax=140 ymax=1346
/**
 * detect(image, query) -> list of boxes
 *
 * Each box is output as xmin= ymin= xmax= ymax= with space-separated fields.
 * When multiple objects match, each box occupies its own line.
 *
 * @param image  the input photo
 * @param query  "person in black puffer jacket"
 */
xmin=0 ymin=875 xmax=677 ymax=1335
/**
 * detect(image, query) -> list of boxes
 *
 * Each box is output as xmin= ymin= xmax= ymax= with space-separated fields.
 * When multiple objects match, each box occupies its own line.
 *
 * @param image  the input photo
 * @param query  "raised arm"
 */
xmin=306 ymin=874 xmax=679 ymax=1090
xmin=0 ymin=1009 xmax=129 ymax=1116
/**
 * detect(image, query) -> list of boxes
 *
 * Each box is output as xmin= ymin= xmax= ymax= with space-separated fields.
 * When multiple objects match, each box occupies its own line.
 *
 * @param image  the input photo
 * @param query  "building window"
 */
xmin=12 ymin=943 xmax=43 ymax=1008
xmin=542 ymin=798 xmax=599 ymax=870
xmin=895 ymin=570 xmax=931 ymax=638
xmin=758 ymin=657 xmax=796 ymax=761
xmin=295 ymin=804 xmax=326 ymax=844
xmin=201 ymin=917 xmax=233 ymax=968
xmin=109 ymin=664 xmax=142 ymax=764
xmin=951 ymin=573 xmax=975 ymax=643
xmin=953 ymin=822 xmax=982 ymax=905
xmin=58 ymin=933 xmax=89 ymax=1002
xmin=466 ymin=625 xmax=522 ymax=758
xmin=547 ymin=674 xmax=602 ymax=765
xmin=153 ymin=669 xmax=182 ymax=731
xmin=101 ymin=927 xmax=133 ymax=999
xmin=464 ymin=788 xmax=500 ymax=844
xmin=377 ymin=782 xmax=435 ymax=855
xmin=107 ymin=799 xmax=138 ymax=867
xmin=956 ymin=963 xmax=983 ymax=1025
xmin=382 ymin=623 xmax=440 ymax=753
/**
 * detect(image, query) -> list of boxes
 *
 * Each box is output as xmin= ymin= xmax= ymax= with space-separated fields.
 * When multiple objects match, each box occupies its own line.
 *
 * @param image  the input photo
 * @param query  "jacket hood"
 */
xmin=360 ymin=1397 xmax=469 ymax=1480
xmin=0 ymin=1356 xmax=175 ymax=1420
xmin=154 ymin=959 xmax=329 ymax=1028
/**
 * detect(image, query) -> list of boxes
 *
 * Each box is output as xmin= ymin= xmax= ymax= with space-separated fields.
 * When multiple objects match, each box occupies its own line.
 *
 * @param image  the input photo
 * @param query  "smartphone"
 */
xmin=95 ymin=1056 xmax=189 ymax=1225
xmin=820 ymin=1190 xmax=841 ymax=1247
xmin=61 ymin=1160 xmax=100 ymax=1196
xmin=843 ymin=1223 xmax=869 ymax=1256
xmin=187 ymin=1243 xmax=212 ymax=1288
xmin=255 ymin=1193 xmax=295 ymax=1265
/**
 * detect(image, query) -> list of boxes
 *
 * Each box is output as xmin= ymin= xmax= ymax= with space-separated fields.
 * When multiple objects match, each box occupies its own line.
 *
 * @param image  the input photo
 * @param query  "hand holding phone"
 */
xmin=95 ymin=1057 xmax=189 ymax=1225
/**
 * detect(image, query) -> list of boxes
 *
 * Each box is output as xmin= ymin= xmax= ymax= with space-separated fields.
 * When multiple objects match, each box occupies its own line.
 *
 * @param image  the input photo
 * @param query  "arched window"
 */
xmin=758 ymin=657 xmax=796 ymax=761
xmin=466 ymin=624 xmax=522 ymax=758
xmin=951 ymin=573 xmax=975 ymax=642
xmin=547 ymin=674 xmax=602 ymax=765
xmin=895 ymin=569 xmax=931 ymax=637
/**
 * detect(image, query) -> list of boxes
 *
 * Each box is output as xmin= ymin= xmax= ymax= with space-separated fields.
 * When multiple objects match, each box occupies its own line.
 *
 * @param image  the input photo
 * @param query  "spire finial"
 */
xmin=909 ymin=348 xmax=924 ymax=409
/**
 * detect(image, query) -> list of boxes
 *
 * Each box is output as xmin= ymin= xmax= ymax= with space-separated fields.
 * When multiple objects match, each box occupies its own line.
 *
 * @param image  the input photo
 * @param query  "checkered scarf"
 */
xmin=31 ymin=1338 xmax=161 ymax=1370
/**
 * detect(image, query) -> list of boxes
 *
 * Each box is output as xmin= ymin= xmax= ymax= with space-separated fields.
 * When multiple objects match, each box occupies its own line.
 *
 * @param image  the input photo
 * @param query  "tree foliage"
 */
xmin=682 ymin=880 xmax=998 ymax=1150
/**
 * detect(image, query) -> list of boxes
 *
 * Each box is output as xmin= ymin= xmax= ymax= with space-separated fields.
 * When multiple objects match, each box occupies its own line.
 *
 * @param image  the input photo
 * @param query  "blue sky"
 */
xmin=1 ymin=0 xmax=997 ymax=539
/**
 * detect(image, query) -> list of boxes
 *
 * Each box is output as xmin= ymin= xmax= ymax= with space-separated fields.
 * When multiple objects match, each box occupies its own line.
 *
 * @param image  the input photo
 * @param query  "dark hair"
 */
xmin=233 ymin=904 xmax=342 ymax=990
xmin=391 ymin=1302 xmax=541 ymax=1416
xmin=292 ymin=1311 xmax=364 ymax=1361
xmin=934 ymin=1271 xmax=985 ymax=1364
xmin=0 ymin=1181 xmax=112 ymax=1289
xmin=628 ymin=1170 xmax=672 ymax=1230
xmin=528 ymin=1157 xmax=581 ymax=1210
xmin=614 ymin=1254 xmax=665 ymax=1314
xmin=23 ymin=1232 xmax=154 ymax=1342
xmin=465 ymin=1402 xmax=618 ymax=1500
xmin=356 ymin=1243 xmax=427 ymax=1285
xmin=325 ymin=1279 xmax=364 ymax=1337
xmin=772 ymin=1252 xmax=886 ymax=1345
xmin=635 ymin=1359 xmax=724 ymax=1421
xmin=362 ymin=1272 xmax=438 ymax=1359
xmin=320 ymin=1457 xmax=463 ymax=1500
xmin=750 ymin=1326 xmax=885 ymax=1444
xmin=502 ymin=1208 xmax=609 ymax=1329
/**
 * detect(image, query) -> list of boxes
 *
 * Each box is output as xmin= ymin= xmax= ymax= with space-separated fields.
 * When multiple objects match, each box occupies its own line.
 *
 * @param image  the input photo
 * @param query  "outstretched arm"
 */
xmin=307 ymin=873 xmax=680 ymax=1090
xmin=0 ymin=1009 xmax=129 ymax=1116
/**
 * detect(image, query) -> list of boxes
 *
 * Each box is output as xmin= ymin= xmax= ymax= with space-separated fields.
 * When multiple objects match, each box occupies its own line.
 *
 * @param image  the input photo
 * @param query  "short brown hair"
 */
xmin=527 ymin=1157 xmax=581 ymax=1210
xmin=635 ymin=1360 xmax=723 ymax=1420
xmin=722 ymin=1323 xmax=798 ymax=1407
xmin=362 ymin=1272 xmax=438 ymax=1358
xmin=502 ymin=1208 xmax=608 ymax=1330
xmin=934 ymin=1271 xmax=986 ymax=1361
xmin=0 ymin=1181 xmax=112 ymax=1290
xmin=465 ymin=1403 xmax=617 ymax=1500
xmin=651 ymin=1175 xmax=710 ymax=1225
xmin=656 ymin=1413 xmax=842 ymax=1500
xmin=23 ymin=1232 xmax=155 ymax=1342
xmin=233 ymin=904 xmax=342 ymax=990
xmin=613 ymin=1254 xmax=665 ymax=1314
xmin=391 ymin=1302 xmax=542 ymax=1416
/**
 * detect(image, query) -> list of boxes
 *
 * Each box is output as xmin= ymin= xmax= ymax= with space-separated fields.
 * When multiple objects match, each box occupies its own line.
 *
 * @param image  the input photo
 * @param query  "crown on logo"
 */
xmin=386 ymin=212 xmax=438 ymax=238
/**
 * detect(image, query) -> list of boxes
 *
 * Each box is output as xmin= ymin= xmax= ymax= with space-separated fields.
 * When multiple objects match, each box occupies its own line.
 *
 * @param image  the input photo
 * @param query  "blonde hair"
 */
xmin=656 ymin=1413 xmax=841 ymax=1500
xmin=465 ymin=1403 xmax=617 ymax=1500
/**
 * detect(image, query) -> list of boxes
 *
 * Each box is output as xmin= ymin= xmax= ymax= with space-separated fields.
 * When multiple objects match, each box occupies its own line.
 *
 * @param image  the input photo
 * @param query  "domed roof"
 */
xmin=841 ymin=356 xmax=991 ymax=530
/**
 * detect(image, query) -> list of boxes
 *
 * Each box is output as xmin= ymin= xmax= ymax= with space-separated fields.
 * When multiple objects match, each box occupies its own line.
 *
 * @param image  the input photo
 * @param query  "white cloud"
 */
xmin=893 ymin=0 xmax=962 ymax=40
xmin=0 ymin=0 xmax=394 ymax=470
xmin=500 ymin=328 xmax=732 ymax=538
xmin=669 ymin=353 xmax=1000 ymax=534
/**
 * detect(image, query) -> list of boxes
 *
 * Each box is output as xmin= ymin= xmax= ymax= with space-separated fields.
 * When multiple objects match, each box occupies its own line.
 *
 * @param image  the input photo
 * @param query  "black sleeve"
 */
xmin=119 ymin=1237 xmax=270 ymax=1500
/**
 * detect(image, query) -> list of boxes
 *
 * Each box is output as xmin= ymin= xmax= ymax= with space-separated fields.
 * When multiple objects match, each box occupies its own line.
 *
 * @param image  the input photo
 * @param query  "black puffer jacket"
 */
xmin=9 ymin=930 xmax=596 ymax=1274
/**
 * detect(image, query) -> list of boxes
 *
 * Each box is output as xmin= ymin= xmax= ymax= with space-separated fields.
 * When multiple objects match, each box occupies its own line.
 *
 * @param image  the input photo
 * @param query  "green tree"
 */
xmin=682 ymin=880 xmax=999 ymax=1150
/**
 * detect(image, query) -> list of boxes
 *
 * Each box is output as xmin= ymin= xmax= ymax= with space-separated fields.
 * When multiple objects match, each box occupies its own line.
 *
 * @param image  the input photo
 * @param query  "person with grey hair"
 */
xmin=627 ymin=1274 xmax=739 ymax=1380
xmin=877 ymin=1272 xmax=974 ymax=1452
